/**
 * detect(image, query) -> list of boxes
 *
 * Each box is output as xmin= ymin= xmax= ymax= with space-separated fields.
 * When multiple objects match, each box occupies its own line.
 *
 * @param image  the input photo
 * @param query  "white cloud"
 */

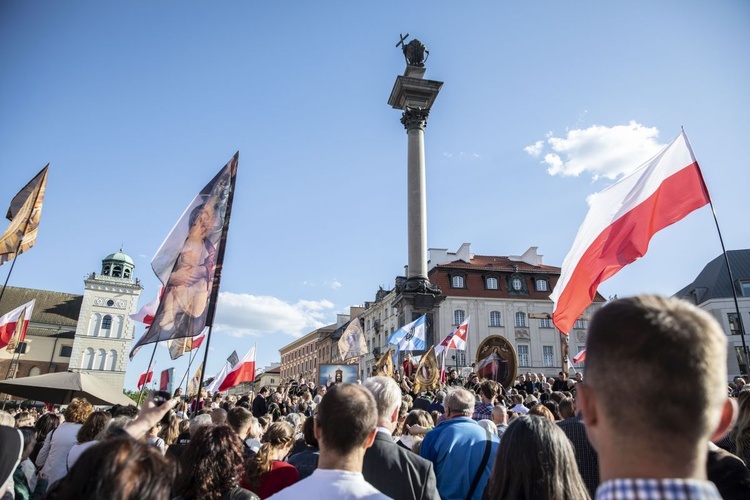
xmin=212 ymin=292 xmax=335 ymax=338
xmin=525 ymin=121 xmax=665 ymax=180
xmin=523 ymin=140 xmax=544 ymax=157
xmin=329 ymin=279 xmax=342 ymax=290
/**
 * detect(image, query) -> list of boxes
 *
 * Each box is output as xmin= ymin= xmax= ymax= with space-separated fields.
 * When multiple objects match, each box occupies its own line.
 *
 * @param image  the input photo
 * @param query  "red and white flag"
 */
xmin=435 ymin=317 xmax=469 ymax=356
xmin=218 ymin=345 xmax=256 ymax=392
xmin=551 ymin=131 xmax=710 ymax=334
xmin=0 ymin=299 xmax=35 ymax=350
xmin=137 ymin=369 xmax=154 ymax=389
xmin=573 ymin=349 xmax=587 ymax=364
xmin=130 ymin=290 xmax=162 ymax=326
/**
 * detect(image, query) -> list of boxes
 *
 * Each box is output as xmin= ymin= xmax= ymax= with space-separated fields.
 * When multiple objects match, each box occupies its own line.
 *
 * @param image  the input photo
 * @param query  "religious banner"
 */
xmin=373 ymin=348 xmax=394 ymax=378
xmin=167 ymin=329 xmax=206 ymax=360
xmin=319 ymin=364 xmax=358 ymax=387
xmin=187 ymin=363 xmax=203 ymax=398
xmin=475 ymin=335 xmax=518 ymax=389
xmin=337 ymin=317 xmax=367 ymax=362
xmin=0 ymin=165 xmax=48 ymax=266
xmin=413 ymin=346 xmax=440 ymax=394
xmin=131 ymin=153 xmax=238 ymax=359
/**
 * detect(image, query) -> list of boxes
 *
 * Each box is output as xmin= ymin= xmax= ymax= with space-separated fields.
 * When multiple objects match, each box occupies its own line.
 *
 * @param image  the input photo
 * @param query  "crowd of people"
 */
xmin=1 ymin=294 xmax=750 ymax=499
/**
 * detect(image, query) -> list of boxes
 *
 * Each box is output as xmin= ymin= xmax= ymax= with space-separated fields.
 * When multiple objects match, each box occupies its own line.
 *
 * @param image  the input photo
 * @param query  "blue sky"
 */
xmin=1 ymin=1 xmax=748 ymax=390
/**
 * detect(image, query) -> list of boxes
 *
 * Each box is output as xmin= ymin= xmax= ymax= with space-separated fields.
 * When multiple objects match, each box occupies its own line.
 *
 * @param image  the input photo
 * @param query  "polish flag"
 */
xmin=435 ymin=317 xmax=469 ymax=356
xmin=0 ymin=299 xmax=35 ymax=350
xmin=137 ymin=369 xmax=154 ymax=389
xmin=218 ymin=345 xmax=256 ymax=392
xmin=130 ymin=289 xmax=163 ymax=326
xmin=207 ymin=363 xmax=230 ymax=393
xmin=551 ymin=131 xmax=710 ymax=334
xmin=573 ymin=349 xmax=586 ymax=363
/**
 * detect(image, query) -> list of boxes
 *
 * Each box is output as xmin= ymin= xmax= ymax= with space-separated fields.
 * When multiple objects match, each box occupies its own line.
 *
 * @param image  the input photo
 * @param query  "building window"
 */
xmin=536 ymin=279 xmax=548 ymax=292
xmin=454 ymin=309 xmax=466 ymax=326
xmin=729 ymin=313 xmax=741 ymax=335
xmin=539 ymin=318 xmax=552 ymax=328
xmin=95 ymin=349 xmax=106 ymax=370
xmin=451 ymin=275 xmax=465 ymax=289
xmin=741 ymin=281 xmax=750 ymax=297
xmin=454 ymin=350 xmax=467 ymax=366
xmin=60 ymin=345 xmax=72 ymax=357
xmin=489 ymin=311 xmax=502 ymax=327
xmin=574 ymin=319 xmax=588 ymax=330
xmin=105 ymin=350 xmax=117 ymax=371
xmin=29 ymin=366 xmax=41 ymax=377
xmin=518 ymin=345 xmax=530 ymax=367
xmin=736 ymin=346 xmax=750 ymax=376
xmin=486 ymin=277 xmax=498 ymax=290
xmin=515 ymin=312 xmax=527 ymax=328
xmin=102 ymin=315 xmax=112 ymax=330
xmin=543 ymin=345 xmax=555 ymax=367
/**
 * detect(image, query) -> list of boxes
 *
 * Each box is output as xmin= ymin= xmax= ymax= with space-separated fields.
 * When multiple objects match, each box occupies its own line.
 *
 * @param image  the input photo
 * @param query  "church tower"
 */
xmin=68 ymin=250 xmax=143 ymax=390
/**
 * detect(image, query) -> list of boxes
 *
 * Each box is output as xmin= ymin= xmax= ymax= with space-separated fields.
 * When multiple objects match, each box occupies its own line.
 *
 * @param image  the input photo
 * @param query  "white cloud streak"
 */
xmin=525 ymin=121 xmax=666 ymax=180
xmin=212 ymin=292 xmax=335 ymax=338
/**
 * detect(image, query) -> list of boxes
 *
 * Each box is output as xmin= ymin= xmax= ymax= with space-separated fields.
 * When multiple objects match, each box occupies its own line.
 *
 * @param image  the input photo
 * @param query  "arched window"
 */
xmin=112 ymin=316 xmax=123 ymax=339
xmin=94 ymin=349 xmax=106 ymax=370
xmin=105 ymin=350 xmax=118 ymax=371
xmin=454 ymin=309 xmax=466 ymax=326
xmin=486 ymin=277 xmax=498 ymax=290
xmin=102 ymin=315 xmax=112 ymax=331
xmin=89 ymin=313 xmax=101 ymax=337
xmin=82 ymin=347 xmax=95 ymax=370
xmin=29 ymin=366 xmax=41 ymax=377
xmin=515 ymin=312 xmax=527 ymax=328
xmin=112 ymin=265 xmax=122 ymax=278
xmin=451 ymin=276 xmax=465 ymax=288
xmin=489 ymin=311 xmax=502 ymax=327
xmin=124 ymin=268 xmax=131 ymax=279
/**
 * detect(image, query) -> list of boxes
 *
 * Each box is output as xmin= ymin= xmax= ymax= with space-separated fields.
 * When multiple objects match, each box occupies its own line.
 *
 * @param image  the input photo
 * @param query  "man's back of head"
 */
xmin=444 ymin=388 xmax=475 ymax=419
xmin=226 ymin=406 xmax=253 ymax=437
xmin=578 ymin=294 xmax=733 ymax=483
xmin=315 ymin=383 xmax=378 ymax=461
xmin=363 ymin=376 xmax=401 ymax=428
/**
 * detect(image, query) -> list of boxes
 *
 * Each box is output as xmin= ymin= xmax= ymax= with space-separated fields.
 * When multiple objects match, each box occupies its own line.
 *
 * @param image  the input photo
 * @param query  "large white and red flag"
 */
xmin=218 ymin=345 xmax=256 ymax=392
xmin=435 ymin=316 xmax=469 ymax=356
xmin=130 ymin=290 xmax=162 ymax=326
xmin=573 ymin=349 xmax=587 ymax=363
xmin=551 ymin=131 xmax=710 ymax=334
xmin=0 ymin=299 xmax=35 ymax=350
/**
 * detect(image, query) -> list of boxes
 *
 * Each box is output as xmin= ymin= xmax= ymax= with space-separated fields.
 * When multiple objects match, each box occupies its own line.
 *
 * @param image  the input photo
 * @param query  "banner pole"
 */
xmin=137 ymin=341 xmax=159 ymax=407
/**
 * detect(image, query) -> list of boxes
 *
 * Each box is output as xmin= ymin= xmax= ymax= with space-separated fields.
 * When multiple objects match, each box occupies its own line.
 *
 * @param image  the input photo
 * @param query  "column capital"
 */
xmin=400 ymin=107 xmax=430 ymax=131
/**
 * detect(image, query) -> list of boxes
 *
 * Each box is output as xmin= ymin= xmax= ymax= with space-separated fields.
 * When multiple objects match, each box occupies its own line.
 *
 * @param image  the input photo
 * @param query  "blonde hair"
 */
xmin=64 ymin=398 xmax=94 ymax=424
xmin=245 ymin=421 xmax=295 ymax=488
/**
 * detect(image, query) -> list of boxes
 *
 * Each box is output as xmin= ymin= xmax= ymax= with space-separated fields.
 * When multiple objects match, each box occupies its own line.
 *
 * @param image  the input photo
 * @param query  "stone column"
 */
xmin=402 ymin=107 xmax=430 ymax=284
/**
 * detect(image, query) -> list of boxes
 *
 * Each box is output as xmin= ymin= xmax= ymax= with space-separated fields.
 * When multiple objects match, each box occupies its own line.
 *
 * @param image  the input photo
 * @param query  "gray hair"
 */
xmin=444 ymin=388 xmax=475 ymax=416
xmin=189 ymin=413 xmax=213 ymax=436
xmin=285 ymin=412 xmax=301 ymax=431
xmin=364 ymin=376 xmax=402 ymax=419
xmin=478 ymin=419 xmax=498 ymax=436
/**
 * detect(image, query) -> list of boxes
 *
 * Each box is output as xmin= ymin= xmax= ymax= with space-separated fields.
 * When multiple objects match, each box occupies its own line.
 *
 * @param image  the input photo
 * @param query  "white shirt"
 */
xmin=36 ymin=421 xmax=82 ymax=486
xmin=510 ymin=404 xmax=529 ymax=414
xmin=268 ymin=468 xmax=390 ymax=500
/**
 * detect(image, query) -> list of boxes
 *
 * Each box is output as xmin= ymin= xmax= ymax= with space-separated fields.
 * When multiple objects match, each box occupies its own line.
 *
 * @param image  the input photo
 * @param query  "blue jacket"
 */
xmin=419 ymin=416 xmax=499 ymax=500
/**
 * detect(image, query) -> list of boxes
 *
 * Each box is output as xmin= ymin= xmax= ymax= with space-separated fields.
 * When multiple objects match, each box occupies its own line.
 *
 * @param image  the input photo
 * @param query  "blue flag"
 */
xmin=387 ymin=315 xmax=426 ymax=351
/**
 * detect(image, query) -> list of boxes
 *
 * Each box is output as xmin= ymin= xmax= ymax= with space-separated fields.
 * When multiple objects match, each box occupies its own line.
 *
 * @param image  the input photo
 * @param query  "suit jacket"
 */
xmin=362 ymin=431 xmax=439 ymax=500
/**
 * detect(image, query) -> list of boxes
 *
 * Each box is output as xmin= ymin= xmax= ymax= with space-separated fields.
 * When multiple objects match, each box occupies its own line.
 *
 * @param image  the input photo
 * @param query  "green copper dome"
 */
xmin=103 ymin=251 xmax=134 ymax=266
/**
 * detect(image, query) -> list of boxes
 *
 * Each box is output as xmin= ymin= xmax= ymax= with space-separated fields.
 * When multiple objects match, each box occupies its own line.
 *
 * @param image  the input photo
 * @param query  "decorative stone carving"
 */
xmin=401 ymin=107 xmax=429 ymax=130
xmin=576 ymin=330 xmax=587 ymax=343
xmin=515 ymin=329 xmax=530 ymax=340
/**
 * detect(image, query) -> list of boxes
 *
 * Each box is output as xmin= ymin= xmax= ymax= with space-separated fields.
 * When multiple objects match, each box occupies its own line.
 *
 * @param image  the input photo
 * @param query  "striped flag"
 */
xmin=551 ymin=131 xmax=709 ymax=334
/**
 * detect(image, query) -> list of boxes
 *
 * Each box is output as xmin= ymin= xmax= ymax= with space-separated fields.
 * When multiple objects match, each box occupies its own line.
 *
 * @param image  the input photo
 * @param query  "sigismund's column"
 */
xmin=388 ymin=36 xmax=444 ymax=346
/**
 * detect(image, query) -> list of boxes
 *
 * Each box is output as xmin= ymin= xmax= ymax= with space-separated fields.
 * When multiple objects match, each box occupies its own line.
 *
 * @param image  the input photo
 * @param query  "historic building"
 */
xmin=362 ymin=244 xmax=605 ymax=379
xmin=674 ymin=249 xmax=750 ymax=376
xmin=0 ymin=251 xmax=142 ymax=391
xmin=279 ymin=328 xmax=321 ymax=382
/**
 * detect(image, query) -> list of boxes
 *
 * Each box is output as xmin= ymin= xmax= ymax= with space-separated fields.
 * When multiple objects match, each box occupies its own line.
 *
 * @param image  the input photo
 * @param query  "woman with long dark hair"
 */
xmin=174 ymin=424 xmax=257 ymax=500
xmin=243 ymin=421 xmax=298 ymax=498
xmin=484 ymin=415 xmax=590 ymax=500
xmin=29 ymin=412 xmax=60 ymax=464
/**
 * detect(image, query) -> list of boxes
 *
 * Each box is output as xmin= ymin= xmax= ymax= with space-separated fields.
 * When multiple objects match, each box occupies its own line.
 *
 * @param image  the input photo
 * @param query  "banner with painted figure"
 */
xmin=0 ymin=166 xmax=48 ymax=266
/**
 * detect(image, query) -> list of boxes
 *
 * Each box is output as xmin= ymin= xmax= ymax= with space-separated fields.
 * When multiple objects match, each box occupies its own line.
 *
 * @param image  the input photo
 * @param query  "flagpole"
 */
xmin=683 ymin=131 xmax=750 ymax=374
xmin=177 ymin=348 xmax=197 ymax=393
xmin=137 ymin=341 xmax=159 ymax=407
